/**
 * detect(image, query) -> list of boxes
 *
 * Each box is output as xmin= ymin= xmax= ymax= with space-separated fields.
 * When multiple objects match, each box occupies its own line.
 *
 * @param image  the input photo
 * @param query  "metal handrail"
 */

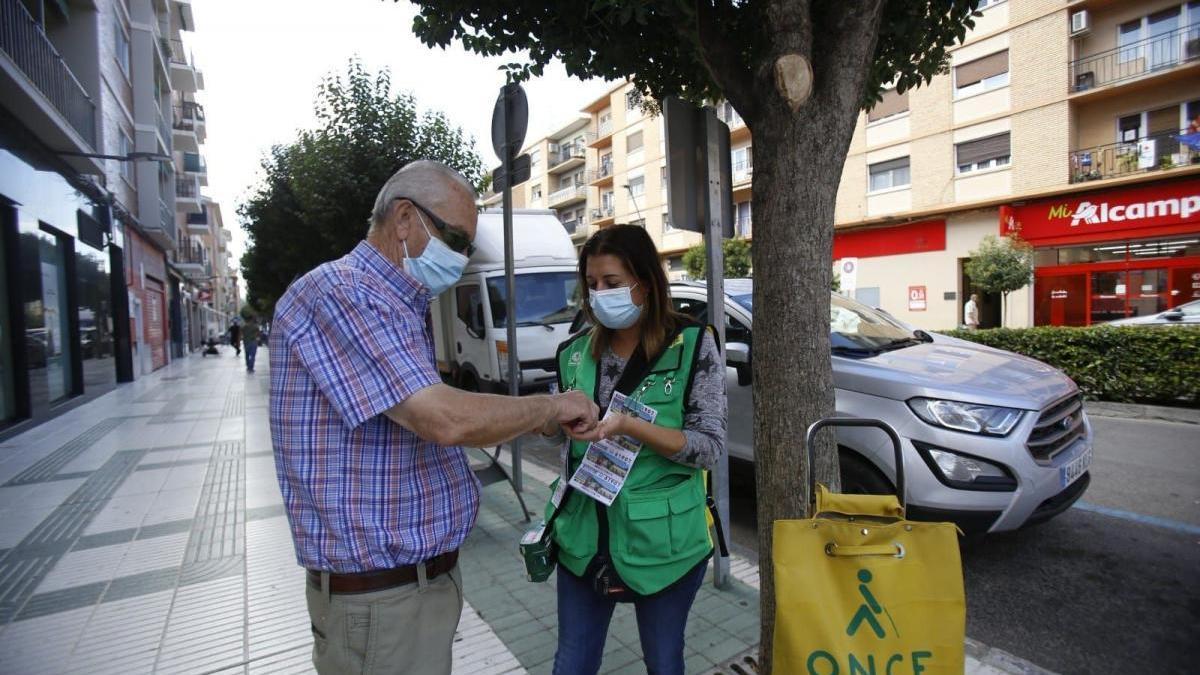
xmin=1071 ymin=24 xmax=1200 ymax=92
xmin=0 ymin=0 xmax=97 ymax=147
xmin=1070 ymin=128 xmax=1199 ymax=183
xmin=548 ymin=184 xmax=587 ymax=204
xmin=177 ymin=180 xmax=200 ymax=199
xmin=596 ymin=119 xmax=613 ymax=138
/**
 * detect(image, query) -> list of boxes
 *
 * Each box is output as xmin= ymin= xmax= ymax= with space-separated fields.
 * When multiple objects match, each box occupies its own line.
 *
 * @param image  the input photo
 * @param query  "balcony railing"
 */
xmin=183 ymin=152 xmax=206 ymax=173
xmin=0 ymin=0 xmax=97 ymax=148
xmin=596 ymin=119 xmax=614 ymax=138
xmin=173 ymin=102 xmax=205 ymax=131
xmin=736 ymin=216 xmax=752 ymax=236
xmin=168 ymin=38 xmax=188 ymax=65
xmin=733 ymin=160 xmax=753 ymax=184
xmin=157 ymin=106 xmax=172 ymax=149
xmin=591 ymin=206 xmax=615 ymax=221
xmin=551 ymin=144 xmax=586 ymax=167
xmin=173 ymin=241 xmax=208 ymax=267
xmin=1071 ymin=25 xmax=1200 ymax=93
xmin=590 ymin=163 xmax=614 ymax=182
xmin=561 ymin=218 xmax=580 ymax=234
xmin=177 ymin=180 xmax=200 ymax=199
xmin=187 ymin=208 xmax=208 ymax=226
xmin=548 ymin=184 xmax=587 ymax=206
xmin=159 ymin=200 xmax=173 ymax=231
xmin=1070 ymin=129 xmax=1200 ymax=183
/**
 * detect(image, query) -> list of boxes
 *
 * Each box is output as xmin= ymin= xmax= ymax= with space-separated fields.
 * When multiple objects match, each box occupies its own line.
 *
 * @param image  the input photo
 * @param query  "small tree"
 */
xmin=964 ymin=234 xmax=1034 ymax=327
xmin=682 ymin=238 xmax=752 ymax=279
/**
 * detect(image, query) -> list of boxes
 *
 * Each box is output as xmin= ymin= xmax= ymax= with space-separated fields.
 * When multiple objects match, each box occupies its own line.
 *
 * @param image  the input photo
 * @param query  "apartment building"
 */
xmin=0 ymin=0 xmax=229 ymax=434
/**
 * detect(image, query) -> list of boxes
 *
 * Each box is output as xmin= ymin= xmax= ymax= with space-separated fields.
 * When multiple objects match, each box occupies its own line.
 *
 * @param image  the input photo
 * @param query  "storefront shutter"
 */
xmin=956 ymin=133 xmax=1011 ymax=166
xmin=868 ymin=88 xmax=910 ymax=122
xmin=955 ymin=50 xmax=1008 ymax=88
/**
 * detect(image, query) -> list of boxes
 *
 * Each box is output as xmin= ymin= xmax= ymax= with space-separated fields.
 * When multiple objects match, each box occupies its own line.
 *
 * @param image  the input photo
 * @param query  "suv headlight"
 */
xmin=908 ymin=398 xmax=1023 ymax=436
xmin=913 ymin=441 xmax=1017 ymax=491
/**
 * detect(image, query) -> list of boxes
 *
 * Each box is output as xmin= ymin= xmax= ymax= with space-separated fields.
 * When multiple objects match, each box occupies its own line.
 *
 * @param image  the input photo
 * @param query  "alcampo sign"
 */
xmin=1007 ymin=178 xmax=1200 ymax=245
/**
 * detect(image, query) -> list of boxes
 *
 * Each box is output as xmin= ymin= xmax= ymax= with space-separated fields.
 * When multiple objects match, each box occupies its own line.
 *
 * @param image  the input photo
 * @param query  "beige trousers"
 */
xmin=305 ymin=565 xmax=464 ymax=675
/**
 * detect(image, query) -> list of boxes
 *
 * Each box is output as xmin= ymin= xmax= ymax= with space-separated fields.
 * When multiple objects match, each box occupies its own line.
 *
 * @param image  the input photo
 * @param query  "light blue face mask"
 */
xmin=403 ymin=210 xmax=469 ymax=296
xmin=589 ymin=284 xmax=642 ymax=330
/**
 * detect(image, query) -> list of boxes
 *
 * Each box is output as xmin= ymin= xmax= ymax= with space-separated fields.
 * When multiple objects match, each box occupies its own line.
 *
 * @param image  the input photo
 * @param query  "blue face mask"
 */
xmin=403 ymin=210 xmax=469 ymax=296
xmin=589 ymin=284 xmax=642 ymax=330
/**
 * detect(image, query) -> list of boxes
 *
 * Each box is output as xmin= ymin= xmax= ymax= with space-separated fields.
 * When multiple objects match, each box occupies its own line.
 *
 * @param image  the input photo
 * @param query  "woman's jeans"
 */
xmin=552 ymin=560 xmax=707 ymax=675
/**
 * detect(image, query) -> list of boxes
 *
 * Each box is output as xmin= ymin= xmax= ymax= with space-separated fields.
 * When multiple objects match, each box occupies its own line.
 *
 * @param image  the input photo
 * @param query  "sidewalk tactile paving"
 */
xmin=3 ymin=418 xmax=125 ymax=486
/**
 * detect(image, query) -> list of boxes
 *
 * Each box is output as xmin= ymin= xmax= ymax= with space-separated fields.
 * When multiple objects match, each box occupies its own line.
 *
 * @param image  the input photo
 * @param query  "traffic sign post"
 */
xmin=492 ymin=82 xmax=529 ymax=492
xmin=664 ymin=97 xmax=733 ymax=589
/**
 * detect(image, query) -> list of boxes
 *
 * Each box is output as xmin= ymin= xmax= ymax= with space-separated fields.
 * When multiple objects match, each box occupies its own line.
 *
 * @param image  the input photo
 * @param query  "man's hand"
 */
xmin=566 ymin=412 xmax=625 ymax=443
xmin=553 ymin=390 xmax=599 ymax=435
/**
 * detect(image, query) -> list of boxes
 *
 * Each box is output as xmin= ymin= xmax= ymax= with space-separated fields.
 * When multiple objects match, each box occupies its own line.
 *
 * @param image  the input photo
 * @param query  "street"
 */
xmin=523 ymin=414 xmax=1200 ymax=674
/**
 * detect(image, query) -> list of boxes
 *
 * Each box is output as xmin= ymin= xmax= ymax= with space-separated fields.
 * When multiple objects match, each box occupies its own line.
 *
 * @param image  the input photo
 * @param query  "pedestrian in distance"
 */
xmin=268 ymin=160 xmax=600 ymax=675
xmin=964 ymin=293 xmax=980 ymax=330
xmin=229 ymin=320 xmax=242 ymax=356
xmin=540 ymin=225 xmax=728 ymax=675
xmin=242 ymin=314 xmax=261 ymax=373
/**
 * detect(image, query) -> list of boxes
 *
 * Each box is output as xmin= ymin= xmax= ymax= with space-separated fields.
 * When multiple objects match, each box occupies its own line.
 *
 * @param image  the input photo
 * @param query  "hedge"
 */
xmin=939 ymin=325 xmax=1200 ymax=408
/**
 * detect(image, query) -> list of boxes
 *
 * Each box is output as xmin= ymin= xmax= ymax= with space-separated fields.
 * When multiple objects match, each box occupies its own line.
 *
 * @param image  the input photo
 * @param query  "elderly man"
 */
xmin=269 ymin=160 xmax=598 ymax=674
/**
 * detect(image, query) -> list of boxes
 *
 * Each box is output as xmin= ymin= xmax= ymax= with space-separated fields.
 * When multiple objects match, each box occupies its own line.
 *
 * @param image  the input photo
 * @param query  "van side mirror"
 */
xmin=726 ymin=342 xmax=752 ymax=386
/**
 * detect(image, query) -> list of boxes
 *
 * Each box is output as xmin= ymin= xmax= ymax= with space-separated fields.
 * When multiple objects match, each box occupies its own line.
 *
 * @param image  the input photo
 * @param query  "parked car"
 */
xmin=1106 ymin=299 xmax=1200 ymax=326
xmin=669 ymin=279 xmax=1093 ymax=534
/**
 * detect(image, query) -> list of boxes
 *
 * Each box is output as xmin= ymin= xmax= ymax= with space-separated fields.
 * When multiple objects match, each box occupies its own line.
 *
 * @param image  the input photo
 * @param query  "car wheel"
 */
xmin=839 ymin=450 xmax=894 ymax=496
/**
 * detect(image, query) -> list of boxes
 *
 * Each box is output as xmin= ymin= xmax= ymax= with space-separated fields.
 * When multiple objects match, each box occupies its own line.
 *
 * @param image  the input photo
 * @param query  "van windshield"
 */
xmin=487 ymin=272 xmax=581 ymax=328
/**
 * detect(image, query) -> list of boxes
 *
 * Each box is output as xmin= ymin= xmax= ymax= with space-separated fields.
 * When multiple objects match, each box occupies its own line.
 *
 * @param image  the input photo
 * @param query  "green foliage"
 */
xmin=238 ymin=60 xmax=484 ymax=312
xmin=941 ymin=326 xmax=1200 ymax=407
xmin=964 ymin=234 xmax=1034 ymax=296
xmin=682 ymin=238 xmax=752 ymax=279
xmin=831 ymin=271 xmax=841 ymax=293
xmin=407 ymin=1 xmax=979 ymax=112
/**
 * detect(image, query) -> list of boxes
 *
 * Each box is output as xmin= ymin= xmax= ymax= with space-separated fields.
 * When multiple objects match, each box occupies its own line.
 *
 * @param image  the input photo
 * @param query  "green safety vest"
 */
xmin=546 ymin=324 xmax=713 ymax=596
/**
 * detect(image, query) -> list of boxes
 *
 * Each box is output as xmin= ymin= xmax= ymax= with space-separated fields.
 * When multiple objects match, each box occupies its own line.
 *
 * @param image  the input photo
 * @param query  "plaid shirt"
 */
xmin=269 ymin=241 xmax=480 ymax=572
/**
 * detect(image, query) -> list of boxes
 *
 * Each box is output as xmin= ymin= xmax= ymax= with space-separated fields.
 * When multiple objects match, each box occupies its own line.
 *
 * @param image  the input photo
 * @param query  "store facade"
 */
xmin=1008 ymin=177 xmax=1200 ymax=326
xmin=0 ymin=133 xmax=128 ymax=431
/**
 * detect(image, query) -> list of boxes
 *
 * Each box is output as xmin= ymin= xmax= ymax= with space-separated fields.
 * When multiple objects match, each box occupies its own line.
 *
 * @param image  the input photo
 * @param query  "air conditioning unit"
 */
xmin=1070 ymin=10 xmax=1090 ymax=36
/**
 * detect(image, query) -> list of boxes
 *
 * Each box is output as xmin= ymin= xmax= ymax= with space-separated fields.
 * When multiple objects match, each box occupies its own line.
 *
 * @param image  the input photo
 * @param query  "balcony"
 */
xmin=591 ymin=205 xmax=616 ymax=227
xmin=176 ymin=177 xmax=202 ymax=213
xmin=1070 ymin=129 xmax=1200 ymax=184
xmin=172 ymin=102 xmax=205 ymax=152
xmin=548 ymin=184 xmax=588 ymax=208
xmin=186 ymin=206 xmax=209 ymax=234
xmin=733 ymin=160 xmax=753 ymax=186
xmin=548 ymin=143 xmax=587 ymax=173
xmin=167 ymin=38 xmax=200 ymax=93
xmin=156 ymin=106 xmax=172 ymax=153
xmin=182 ymin=151 xmax=207 ymax=186
xmin=1070 ymin=25 xmax=1200 ymax=96
xmin=589 ymin=162 xmax=615 ymax=186
xmin=590 ymin=119 xmax=614 ymax=147
xmin=0 ymin=0 xmax=97 ymax=156
xmin=172 ymin=242 xmax=210 ymax=280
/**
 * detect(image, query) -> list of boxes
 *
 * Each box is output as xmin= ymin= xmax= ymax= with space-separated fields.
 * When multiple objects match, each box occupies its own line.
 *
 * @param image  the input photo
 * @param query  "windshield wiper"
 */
xmin=831 ymin=345 xmax=881 ymax=358
xmin=878 ymin=337 xmax=925 ymax=351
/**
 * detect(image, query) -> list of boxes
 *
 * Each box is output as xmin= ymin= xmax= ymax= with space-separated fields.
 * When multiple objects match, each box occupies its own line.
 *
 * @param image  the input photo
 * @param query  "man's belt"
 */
xmin=306 ymin=550 xmax=458 ymax=594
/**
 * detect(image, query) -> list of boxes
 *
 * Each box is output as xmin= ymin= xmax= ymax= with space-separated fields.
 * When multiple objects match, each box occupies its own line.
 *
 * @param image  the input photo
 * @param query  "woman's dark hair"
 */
xmin=578 ymin=224 xmax=686 ymax=360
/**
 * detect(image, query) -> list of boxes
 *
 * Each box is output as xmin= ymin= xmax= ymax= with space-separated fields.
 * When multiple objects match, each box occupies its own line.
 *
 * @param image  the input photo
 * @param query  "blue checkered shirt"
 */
xmin=269 ymin=241 xmax=480 ymax=572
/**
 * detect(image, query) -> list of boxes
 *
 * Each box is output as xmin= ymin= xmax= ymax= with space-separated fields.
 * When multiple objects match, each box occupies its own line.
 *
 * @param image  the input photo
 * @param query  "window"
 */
xmin=601 ymin=191 xmax=614 ymax=210
xmin=973 ymin=0 xmax=1005 ymax=9
xmin=954 ymin=50 xmax=1009 ymax=98
xmin=531 ymin=184 xmax=542 ymax=200
xmin=662 ymin=211 xmax=672 ymax=232
xmin=116 ymin=22 xmax=131 ymax=79
xmin=735 ymin=201 xmax=752 ymax=236
xmin=455 ymin=285 xmax=482 ymax=329
xmin=660 ymin=166 xmax=668 ymax=190
xmin=956 ymin=132 xmax=1011 ymax=174
xmin=1118 ymin=114 xmax=1142 ymax=142
xmin=626 ymin=131 xmax=644 ymax=153
xmin=119 ymin=130 xmax=134 ymax=183
xmin=628 ymin=175 xmax=645 ymax=197
xmin=1118 ymin=19 xmax=1142 ymax=64
xmin=867 ymin=87 xmax=909 ymax=122
xmin=868 ymin=157 xmax=910 ymax=192
xmin=733 ymin=146 xmax=753 ymax=172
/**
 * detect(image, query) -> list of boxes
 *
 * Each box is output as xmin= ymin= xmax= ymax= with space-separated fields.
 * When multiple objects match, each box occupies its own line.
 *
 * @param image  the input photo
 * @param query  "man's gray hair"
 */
xmin=369 ymin=160 xmax=476 ymax=232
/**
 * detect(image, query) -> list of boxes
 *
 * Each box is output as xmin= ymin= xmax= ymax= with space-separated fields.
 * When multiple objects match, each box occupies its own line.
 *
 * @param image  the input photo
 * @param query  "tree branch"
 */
xmin=691 ymin=0 xmax=758 ymax=119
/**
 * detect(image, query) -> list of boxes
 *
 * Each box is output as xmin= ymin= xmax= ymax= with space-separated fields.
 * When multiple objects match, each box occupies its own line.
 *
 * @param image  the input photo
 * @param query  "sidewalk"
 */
xmin=0 ymin=351 xmax=1051 ymax=674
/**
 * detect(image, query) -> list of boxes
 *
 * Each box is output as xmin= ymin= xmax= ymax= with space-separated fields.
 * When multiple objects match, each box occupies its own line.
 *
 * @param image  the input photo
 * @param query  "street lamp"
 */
xmin=622 ymin=183 xmax=644 ymax=221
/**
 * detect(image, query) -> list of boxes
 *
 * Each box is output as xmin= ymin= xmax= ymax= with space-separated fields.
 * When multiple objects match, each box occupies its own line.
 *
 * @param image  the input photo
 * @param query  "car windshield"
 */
xmin=486 ymin=272 xmax=581 ymax=328
xmin=829 ymin=293 xmax=918 ymax=351
xmin=731 ymin=294 xmax=752 ymax=312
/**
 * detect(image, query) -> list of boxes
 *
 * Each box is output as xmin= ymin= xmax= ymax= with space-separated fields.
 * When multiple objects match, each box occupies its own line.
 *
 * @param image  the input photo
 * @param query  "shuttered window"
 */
xmin=868 ymin=157 xmax=911 ymax=192
xmin=868 ymin=88 xmax=909 ymax=122
xmin=955 ymin=51 xmax=1009 ymax=97
xmin=956 ymin=133 xmax=1011 ymax=173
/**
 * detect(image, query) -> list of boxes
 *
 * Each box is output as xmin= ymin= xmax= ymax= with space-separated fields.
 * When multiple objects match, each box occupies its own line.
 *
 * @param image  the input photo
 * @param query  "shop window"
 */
xmin=1035 ymin=274 xmax=1087 ymax=326
xmin=0 ymin=206 xmax=14 ymax=424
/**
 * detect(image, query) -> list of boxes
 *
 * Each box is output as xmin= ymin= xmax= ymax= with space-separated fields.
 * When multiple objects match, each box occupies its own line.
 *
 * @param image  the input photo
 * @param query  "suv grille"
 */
xmin=1027 ymin=394 xmax=1085 ymax=462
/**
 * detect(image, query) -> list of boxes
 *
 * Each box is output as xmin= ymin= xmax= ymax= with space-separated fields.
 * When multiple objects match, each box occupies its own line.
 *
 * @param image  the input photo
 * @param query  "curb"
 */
xmin=1084 ymin=400 xmax=1200 ymax=425
xmin=493 ymin=449 xmax=1058 ymax=675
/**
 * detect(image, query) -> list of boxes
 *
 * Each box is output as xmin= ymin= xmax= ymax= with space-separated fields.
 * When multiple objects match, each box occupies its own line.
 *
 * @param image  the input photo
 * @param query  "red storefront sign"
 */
xmin=1005 ymin=178 xmax=1200 ymax=246
xmin=834 ymin=219 xmax=945 ymax=259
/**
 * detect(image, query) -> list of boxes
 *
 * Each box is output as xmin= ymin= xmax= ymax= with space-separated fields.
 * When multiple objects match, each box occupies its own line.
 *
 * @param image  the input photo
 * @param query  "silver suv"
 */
xmin=671 ymin=280 xmax=1094 ymax=534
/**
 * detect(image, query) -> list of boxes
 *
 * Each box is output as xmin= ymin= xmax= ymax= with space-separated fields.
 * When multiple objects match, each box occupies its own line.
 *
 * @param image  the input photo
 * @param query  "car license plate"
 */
xmin=1060 ymin=445 xmax=1092 ymax=489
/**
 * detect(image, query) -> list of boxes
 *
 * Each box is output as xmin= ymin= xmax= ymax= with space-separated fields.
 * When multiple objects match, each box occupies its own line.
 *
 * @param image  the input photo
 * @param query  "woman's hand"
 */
xmin=566 ymin=412 xmax=628 ymax=443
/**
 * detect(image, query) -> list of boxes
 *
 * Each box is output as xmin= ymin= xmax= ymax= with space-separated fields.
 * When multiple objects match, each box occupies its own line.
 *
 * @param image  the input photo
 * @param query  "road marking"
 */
xmin=1072 ymin=501 xmax=1200 ymax=537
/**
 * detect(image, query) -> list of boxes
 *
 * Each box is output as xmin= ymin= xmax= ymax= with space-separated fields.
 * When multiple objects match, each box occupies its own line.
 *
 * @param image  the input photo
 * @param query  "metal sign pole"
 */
xmin=703 ymin=110 xmax=731 ymax=590
xmin=500 ymin=91 xmax=523 ymax=493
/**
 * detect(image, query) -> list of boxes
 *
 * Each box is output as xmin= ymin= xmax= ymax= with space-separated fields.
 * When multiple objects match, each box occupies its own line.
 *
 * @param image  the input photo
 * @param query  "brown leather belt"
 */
xmin=306 ymin=550 xmax=458 ymax=594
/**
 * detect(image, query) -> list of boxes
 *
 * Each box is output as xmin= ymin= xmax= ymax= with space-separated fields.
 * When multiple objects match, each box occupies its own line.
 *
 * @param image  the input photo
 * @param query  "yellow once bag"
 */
xmin=772 ymin=419 xmax=965 ymax=675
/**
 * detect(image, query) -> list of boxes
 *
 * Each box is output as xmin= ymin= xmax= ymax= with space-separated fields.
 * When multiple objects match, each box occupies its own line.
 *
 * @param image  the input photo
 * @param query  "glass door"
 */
xmin=1089 ymin=270 xmax=1128 ymax=323
xmin=1127 ymin=268 xmax=1169 ymax=318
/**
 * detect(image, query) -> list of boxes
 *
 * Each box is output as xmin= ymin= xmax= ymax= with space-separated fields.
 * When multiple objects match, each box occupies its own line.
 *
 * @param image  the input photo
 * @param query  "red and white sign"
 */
xmin=908 ymin=285 xmax=927 ymax=311
xmin=1006 ymin=178 xmax=1200 ymax=246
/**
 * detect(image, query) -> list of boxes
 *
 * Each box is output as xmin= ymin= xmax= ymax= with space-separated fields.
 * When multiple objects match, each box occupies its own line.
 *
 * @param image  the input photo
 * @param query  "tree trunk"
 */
xmin=733 ymin=3 xmax=888 ymax=671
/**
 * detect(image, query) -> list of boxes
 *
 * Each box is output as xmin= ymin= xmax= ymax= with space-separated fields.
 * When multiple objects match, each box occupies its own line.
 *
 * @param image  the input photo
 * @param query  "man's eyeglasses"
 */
xmin=400 ymin=197 xmax=475 ymax=257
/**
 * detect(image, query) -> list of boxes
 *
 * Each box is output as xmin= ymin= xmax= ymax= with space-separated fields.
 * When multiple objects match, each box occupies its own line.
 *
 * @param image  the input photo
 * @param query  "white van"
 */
xmin=431 ymin=209 xmax=580 ymax=393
